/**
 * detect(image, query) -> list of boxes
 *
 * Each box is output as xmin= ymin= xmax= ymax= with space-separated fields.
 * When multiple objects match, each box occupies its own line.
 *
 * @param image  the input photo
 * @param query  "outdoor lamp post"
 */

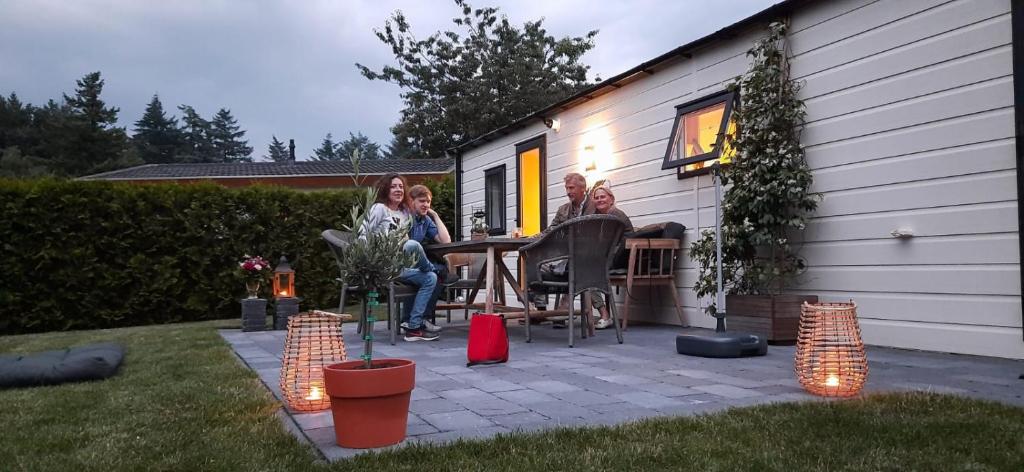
xmin=273 ymin=256 xmax=300 ymax=330
xmin=273 ymin=256 xmax=295 ymax=299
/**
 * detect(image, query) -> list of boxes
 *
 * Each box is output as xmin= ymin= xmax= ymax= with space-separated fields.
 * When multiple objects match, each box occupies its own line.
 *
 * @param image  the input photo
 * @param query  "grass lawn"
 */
xmin=2 ymin=320 xmax=1022 ymax=472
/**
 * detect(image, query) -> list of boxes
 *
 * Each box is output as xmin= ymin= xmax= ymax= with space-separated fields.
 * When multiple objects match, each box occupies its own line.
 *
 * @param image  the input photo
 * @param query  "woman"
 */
xmin=359 ymin=174 xmax=440 ymax=342
xmin=589 ymin=182 xmax=633 ymax=329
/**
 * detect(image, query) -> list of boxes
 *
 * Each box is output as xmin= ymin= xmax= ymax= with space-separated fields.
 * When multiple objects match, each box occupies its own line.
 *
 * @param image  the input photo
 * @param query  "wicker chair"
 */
xmin=520 ymin=214 xmax=626 ymax=347
xmin=321 ymin=230 xmax=417 ymax=345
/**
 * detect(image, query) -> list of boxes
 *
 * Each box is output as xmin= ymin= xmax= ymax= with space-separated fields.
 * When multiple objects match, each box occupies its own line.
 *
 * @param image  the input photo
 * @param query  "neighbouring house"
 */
xmin=453 ymin=0 xmax=1024 ymax=359
xmin=80 ymin=159 xmax=455 ymax=190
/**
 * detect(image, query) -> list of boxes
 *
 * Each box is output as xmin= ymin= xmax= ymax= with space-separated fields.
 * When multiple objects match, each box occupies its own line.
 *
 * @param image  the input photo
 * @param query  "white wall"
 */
xmin=459 ymin=0 xmax=1023 ymax=359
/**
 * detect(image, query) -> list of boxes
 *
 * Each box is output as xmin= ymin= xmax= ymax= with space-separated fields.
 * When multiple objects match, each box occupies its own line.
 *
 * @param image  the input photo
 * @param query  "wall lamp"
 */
xmin=543 ymin=117 xmax=561 ymax=132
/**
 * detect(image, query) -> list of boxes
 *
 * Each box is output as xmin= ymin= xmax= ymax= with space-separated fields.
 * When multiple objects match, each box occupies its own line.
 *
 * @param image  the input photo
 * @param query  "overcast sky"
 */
xmin=0 ymin=0 xmax=778 ymax=161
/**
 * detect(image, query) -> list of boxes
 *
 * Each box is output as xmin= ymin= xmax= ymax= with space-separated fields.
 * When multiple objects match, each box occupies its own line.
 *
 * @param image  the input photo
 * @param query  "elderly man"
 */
xmin=551 ymin=172 xmax=596 ymax=226
xmin=532 ymin=172 xmax=596 ymax=315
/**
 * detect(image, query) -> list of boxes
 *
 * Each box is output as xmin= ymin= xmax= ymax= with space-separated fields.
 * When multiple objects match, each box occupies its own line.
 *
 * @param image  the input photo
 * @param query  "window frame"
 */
xmin=483 ymin=164 xmax=507 ymax=236
xmin=661 ymin=90 xmax=737 ymax=177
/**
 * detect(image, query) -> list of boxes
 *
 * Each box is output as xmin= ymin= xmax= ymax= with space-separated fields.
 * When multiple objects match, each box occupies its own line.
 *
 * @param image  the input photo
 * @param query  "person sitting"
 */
xmin=533 ymin=172 xmax=596 ymax=317
xmin=401 ymin=184 xmax=458 ymax=333
xmin=359 ymin=173 xmax=439 ymax=342
xmin=586 ymin=181 xmax=633 ymax=329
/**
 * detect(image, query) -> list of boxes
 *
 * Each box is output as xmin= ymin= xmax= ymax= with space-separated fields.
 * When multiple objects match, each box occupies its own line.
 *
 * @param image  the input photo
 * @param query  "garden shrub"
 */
xmin=0 ymin=176 xmax=453 ymax=334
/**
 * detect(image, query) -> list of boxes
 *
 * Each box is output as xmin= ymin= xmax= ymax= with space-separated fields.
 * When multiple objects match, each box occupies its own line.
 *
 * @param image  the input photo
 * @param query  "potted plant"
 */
xmin=239 ymin=255 xmax=271 ymax=298
xmin=690 ymin=22 xmax=820 ymax=344
xmin=322 ymin=188 xmax=417 ymax=449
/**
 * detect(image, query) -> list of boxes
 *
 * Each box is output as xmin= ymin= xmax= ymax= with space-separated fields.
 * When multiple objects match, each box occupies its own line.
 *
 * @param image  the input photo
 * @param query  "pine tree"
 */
xmin=210 ymin=108 xmax=252 ymax=162
xmin=311 ymin=133 xmax=338 ymax=161
xmin=265 ymin=135 xmax=290 ymax=162
xmin=177 ymin=105 xmax=214 ymax=163
xmin=338 ymin=132 xmax=382 ymax=160
xmin=133 ymin=94 xmax=183 ymax=164
xmin=59 ymin=71 xmax=129 ymax=175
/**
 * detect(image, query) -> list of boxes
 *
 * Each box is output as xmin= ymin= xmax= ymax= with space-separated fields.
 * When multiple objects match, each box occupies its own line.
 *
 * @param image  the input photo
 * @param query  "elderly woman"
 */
xmin=588 ymin=182 xmax=633 ymax=329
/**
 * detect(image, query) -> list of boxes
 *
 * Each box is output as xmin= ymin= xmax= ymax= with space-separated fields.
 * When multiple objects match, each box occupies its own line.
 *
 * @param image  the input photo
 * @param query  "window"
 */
xmin=661 ymin=90 xmax=737 ymax=178
xmin=484 ymin=165 xmax=506 ymax=235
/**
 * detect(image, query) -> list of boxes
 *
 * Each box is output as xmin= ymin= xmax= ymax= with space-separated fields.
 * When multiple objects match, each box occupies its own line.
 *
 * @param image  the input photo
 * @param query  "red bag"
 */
xmin=467 ymin=313 xmax=509 ymax=367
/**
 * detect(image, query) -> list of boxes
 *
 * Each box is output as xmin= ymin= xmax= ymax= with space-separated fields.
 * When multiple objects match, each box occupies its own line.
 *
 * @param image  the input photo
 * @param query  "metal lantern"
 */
xmin=794 ymin=301 xmax=869 ymax=397
xmin=280 ymin=310 xmax=347 ymax=412
xmin=273 ymin=256 xmax=295 ymax=299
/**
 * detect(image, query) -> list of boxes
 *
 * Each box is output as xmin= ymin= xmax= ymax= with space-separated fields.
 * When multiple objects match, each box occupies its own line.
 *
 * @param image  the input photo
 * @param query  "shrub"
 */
xmin=0 ymin=177 xmax=453 ymax=334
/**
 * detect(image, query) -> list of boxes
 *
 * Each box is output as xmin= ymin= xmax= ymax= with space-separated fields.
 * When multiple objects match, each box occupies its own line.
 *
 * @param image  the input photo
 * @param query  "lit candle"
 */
xmin=305 ymin=386 xmax=322 ymax=401
xmin=825 ymin=375 xmax=840 ymax=387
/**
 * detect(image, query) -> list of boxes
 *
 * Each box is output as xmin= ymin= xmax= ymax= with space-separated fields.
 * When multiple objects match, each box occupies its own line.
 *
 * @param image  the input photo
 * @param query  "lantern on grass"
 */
xmin=794 ymin=301 xmax=868 ymax=397
xmin=280 ymin=310 xmax=347 ymax=411
xmin=273 ymin=256 xmax=295 ymax=299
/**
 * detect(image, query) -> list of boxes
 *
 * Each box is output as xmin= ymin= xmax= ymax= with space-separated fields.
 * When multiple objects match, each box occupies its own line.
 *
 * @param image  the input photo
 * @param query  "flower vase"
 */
xmin=245 ymin=280 xmax=261 ymax=299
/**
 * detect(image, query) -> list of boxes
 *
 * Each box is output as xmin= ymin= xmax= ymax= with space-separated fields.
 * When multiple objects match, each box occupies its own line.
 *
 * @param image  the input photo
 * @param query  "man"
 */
xmin=534 ymin=173 xmax=596 ymax=314
xmin=401 ymin=184 xmax=458 ymax=337
xmin=550 ymin=172 xmax=596 ymax=227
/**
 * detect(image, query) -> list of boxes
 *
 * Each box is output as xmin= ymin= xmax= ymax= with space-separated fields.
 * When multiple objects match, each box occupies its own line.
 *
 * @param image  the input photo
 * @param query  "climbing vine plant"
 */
xmin=690 ymin=22 xmax=820 ymax=315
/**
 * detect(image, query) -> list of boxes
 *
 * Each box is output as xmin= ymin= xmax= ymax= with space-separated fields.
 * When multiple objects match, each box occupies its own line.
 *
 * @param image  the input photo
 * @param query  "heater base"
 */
xmin=676 ymin=332 xmax=768 ymax=358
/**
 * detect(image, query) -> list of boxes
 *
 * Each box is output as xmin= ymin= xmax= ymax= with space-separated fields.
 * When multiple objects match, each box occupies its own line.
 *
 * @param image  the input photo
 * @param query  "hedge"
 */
xmin=0 ymin=176 xmax=454 ymax=334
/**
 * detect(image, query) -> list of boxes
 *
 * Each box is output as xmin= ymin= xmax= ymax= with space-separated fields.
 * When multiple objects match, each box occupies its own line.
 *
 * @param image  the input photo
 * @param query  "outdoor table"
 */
xmin=425 ymin=237 xmax=534 ymax=314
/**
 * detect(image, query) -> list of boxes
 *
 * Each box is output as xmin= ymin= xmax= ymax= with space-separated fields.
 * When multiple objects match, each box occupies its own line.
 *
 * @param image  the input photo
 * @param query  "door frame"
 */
xmin=515 ymin=135 xmax=548 ymax=233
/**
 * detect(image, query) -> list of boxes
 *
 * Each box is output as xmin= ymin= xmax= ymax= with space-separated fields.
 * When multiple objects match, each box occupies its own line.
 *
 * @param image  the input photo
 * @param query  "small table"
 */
xmin=425 ymin=238 xmax=534 ymax=314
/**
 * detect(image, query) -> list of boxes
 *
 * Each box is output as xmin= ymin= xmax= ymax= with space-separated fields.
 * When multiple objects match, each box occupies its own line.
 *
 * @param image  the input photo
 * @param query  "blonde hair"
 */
xmin=591 ymin=185 xmax=615 ymax=203
xmin=408 ymin=184 xmax=432 ymax=200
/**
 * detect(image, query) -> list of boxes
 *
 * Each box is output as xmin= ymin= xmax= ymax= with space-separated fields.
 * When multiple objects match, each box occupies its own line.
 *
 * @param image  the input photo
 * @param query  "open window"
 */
xmin=484 ymin=165 xmax=506 ymax=235
xmin=662 ymin=90 xmax=737 ymax=179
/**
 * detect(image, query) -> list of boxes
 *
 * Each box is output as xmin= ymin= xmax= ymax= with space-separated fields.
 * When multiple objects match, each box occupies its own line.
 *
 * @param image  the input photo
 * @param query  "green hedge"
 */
xmin=0 ymin=176 xmax=454 ymax=334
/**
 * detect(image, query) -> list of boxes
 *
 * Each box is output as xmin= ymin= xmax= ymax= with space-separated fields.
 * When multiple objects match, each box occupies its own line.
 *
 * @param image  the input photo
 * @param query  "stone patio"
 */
xmin=220 ymin=319 xmax=1024 ymax=461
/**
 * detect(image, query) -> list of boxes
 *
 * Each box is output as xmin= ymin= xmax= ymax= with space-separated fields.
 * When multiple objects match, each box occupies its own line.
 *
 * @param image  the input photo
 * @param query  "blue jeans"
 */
xmin=398 ymin=240 xmax=438 ymax=329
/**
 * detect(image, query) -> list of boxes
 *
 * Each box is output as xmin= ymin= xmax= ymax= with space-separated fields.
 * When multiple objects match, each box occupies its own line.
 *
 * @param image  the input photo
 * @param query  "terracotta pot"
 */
xmin=323 ymin=358 xmax=416 ymax=448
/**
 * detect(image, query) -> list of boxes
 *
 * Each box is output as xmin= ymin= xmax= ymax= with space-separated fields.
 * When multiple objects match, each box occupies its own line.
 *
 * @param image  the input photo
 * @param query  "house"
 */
xmin=452 ymin=0 xmax=1024 ymax=359
xmin=80 ymin=159 xmax=455 ymax=190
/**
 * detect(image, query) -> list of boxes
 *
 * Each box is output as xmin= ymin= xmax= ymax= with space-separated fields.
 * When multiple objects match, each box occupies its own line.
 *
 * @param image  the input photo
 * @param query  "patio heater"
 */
xmin=676 ymin=163 xmax=767 ymax=358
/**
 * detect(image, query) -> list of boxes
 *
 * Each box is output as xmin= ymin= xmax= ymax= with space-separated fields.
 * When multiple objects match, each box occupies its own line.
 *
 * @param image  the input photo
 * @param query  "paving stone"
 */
xmin=407 ymin=423 xmax=440 ymax=436
xmin=595 ymin=374 xmax=658 ymax=385
xmin=494 ymin=389 xmax=559 ymax=405
xmin=506 ymin=360 xmax=543 ymax=369
xmin=462 ymin=399 xmax=530 ymax=416
xmin=614 ymin=391 xmax=685 ymax=409
xmin=418 ymin=379 xmax=468 ymax=392
xmin=293 ymin=411 xmax=333 ymax=430
xmin=409 ymin=398 xmax=465 ymax=415
xmin=489 ymin=411 xmax=551 ymax=428
xmin=437 ymin=387 xmax=492 ymax=401
xmin=526 ymin=401 xmax=595 ymax=422
xmin=475 ymin=379 xmax=525 ymax=393
xmin=431 ymin=365 xmax=476 ymax=375
xmin=635 ymin=382 xmax=701 ymax=397
xmin=551 ymin=389 xmax=621 ymax=406
xmin=411 ymin=426 xmax=512 ymax=446
xmin=420 ymin=410 xmax=496 ymax=431
xmin=692 ymin=384 xmax=764 ymax=399
xmin=411 ymin=389 xmax=439 ymax=401
xmin=524 ymin=380 xmax=581 ymax=394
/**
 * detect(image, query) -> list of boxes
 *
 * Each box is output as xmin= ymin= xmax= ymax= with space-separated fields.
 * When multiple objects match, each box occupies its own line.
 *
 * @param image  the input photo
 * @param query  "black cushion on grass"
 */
xmin=0 ymin=342 xmax=124 ymax=389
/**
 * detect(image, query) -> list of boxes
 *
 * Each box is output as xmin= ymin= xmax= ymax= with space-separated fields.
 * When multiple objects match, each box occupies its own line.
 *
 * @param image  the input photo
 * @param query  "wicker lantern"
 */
xmin=273 ymin=256 xmax=295 ymax=299
xmin=794 ymin=301 xmax=868 ymax=397
xmin=280 ymin=310 xmax=347 ymax=412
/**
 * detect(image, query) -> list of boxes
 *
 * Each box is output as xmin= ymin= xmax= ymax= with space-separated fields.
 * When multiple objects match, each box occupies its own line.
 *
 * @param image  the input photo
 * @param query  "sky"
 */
xmin=0 ymin=0 xmax=779 ymax=161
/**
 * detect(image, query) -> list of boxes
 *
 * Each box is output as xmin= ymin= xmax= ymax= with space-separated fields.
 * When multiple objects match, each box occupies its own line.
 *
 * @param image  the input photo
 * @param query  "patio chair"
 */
xmin=321 ymin=230 xmax=417 ymax=345
xmin=609 ymin=222 xmax=687 ymax=330
xmin=436 ymin=253 xmax=504 ymax=322
xmin=520 ymin=214 xmax=626 ymax=347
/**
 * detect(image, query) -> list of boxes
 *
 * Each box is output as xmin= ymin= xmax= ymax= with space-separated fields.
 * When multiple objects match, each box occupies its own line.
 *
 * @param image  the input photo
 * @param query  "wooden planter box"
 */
xmin=726 ymin=294 xmax=819 ymax=344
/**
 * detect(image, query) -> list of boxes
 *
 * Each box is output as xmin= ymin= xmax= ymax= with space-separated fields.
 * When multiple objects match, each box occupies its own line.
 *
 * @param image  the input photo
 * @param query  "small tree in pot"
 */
xmin=690 ymin=22 xmax=820 ymax=343
xmin=323 ymin=188 xmax=417 ymax=448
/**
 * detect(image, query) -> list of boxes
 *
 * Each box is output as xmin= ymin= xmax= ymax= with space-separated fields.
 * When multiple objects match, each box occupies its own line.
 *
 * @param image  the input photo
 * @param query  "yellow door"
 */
xmin=517 ymin=138 xmax=546 ymax=236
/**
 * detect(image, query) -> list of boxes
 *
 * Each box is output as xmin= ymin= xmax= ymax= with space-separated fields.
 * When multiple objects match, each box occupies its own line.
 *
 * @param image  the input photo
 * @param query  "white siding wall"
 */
xmin=459 ymin=0 xmax=1023 ymax=359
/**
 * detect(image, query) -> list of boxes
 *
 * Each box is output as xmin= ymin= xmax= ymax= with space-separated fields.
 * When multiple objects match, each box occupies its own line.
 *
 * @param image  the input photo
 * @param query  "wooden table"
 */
xmin=425 ymin=238 xmax=534 ymax=314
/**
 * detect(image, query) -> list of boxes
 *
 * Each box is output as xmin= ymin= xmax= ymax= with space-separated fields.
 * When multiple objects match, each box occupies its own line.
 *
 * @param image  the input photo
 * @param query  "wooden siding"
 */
xmin=459 ymin=0 xmax=1023 ymax=359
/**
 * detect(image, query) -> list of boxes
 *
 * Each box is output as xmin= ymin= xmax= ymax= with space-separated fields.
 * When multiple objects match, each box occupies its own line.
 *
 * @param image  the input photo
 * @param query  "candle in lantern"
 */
xmin=305 ymin=385 xmax=323 ymax=401
xmin=825 ymin=375 xmax=840 ymax=387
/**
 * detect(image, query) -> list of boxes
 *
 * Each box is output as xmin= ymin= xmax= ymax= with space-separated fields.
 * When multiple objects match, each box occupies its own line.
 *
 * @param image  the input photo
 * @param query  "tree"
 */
xmin=59 ymin=71 xmax=129 ymax=175
xmin=383 ymin=135 xmax=416 ymax=160
xmin=210 ymin=108 xmax=253 ymax=162
xmin=265 ymin=135 xmax=290 ymax=162
xmin=178 ymin=105 xmax=214 ymax=163
xmin=357 ymin=0 xmax=598 ymax=158
xmin=338 ymin=132 xmax=382 ymax=160
xmin=133 ymin=94 xmax=183 ymax=164
xmin=311 ymin=133 xmax=338 ymax=161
